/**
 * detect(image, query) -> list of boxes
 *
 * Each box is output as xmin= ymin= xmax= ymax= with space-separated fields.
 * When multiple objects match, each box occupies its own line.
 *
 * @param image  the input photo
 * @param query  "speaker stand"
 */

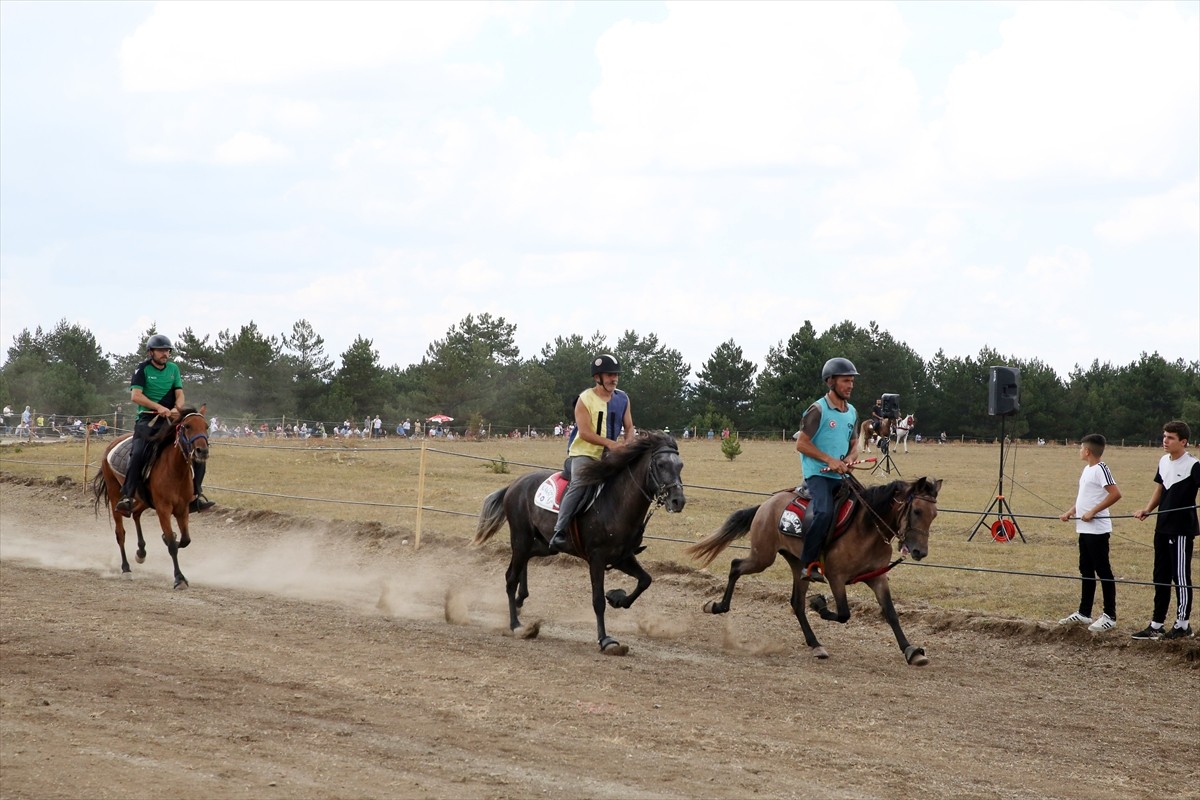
xmin=969 ymin=416 xmax=1025 ymax=542
xmin=871 ymin=435 xmax=901 ymax=476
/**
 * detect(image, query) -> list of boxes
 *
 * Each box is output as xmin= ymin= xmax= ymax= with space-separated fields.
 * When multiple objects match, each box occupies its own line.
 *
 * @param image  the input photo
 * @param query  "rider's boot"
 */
xmin=115 ymin=495 xmax=134 ymax=518
xmin=548 ymin=480 xmax=586 ymax=554
xmin=189 ymin=494 xmax=215 ymax=513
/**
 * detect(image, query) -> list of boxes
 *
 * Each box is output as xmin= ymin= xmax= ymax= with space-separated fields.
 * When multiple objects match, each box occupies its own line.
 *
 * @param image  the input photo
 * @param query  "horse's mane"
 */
xmin=854 ymin=477 xmax=939 ymax=522
xmin=572 ymin=430 xmax=677 ymax=489
xmin=147 ymin=406 xmax=200 ymax=444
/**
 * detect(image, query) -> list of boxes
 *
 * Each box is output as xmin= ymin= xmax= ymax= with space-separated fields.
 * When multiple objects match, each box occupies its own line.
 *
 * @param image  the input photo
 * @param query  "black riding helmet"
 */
xmin=821 ymin=357 xmax=859 ymax=381
xmin=591 ymin=353 xmax=621 ymax=375
xmin=146 ymin=334 xmax=174 ymax=351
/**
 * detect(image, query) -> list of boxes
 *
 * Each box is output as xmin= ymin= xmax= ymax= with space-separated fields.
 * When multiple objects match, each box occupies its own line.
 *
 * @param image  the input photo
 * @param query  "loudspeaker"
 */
xmin=881 ymin=393 xmax=901 ymax=419
xmin=988 ymin=366 xmax=1020 ymax=416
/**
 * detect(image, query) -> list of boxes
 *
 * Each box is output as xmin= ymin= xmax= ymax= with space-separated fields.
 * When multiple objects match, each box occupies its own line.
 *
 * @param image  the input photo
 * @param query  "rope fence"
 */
xmin=1 ymin=440 xmax=1195 ymax=592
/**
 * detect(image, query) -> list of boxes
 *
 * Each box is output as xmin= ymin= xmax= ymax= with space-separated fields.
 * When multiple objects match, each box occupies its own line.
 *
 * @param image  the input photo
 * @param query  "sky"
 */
xmin=2 ymin=0 xmax=1198 ymax=381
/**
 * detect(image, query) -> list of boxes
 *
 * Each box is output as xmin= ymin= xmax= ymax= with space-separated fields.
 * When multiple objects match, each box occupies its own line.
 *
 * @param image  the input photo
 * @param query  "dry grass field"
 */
xmin=2 ymin=432 xmax=1198 ymax=800
xmin=0 ymin=432 xmax=1181 ymax=624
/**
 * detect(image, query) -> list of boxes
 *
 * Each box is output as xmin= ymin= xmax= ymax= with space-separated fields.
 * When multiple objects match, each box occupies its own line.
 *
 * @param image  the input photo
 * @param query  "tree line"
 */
xmin=2 ymin=315 xmax=1197 ymax=444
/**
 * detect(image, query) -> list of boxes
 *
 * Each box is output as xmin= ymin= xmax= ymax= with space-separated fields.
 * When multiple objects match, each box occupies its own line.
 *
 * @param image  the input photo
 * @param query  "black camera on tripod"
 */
xmin=880 ymin=393 xmax=900 ymax=420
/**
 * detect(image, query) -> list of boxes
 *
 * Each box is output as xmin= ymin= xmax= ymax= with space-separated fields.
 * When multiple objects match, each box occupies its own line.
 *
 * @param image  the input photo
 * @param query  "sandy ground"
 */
xmin=1 ymin=476 xmax=1197 ymax=800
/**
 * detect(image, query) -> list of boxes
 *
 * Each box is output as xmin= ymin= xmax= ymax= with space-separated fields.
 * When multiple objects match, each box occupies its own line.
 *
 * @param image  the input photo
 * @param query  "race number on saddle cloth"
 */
xmin=534 ymin=472 xmax=604 ymax=514
xmin=778 ymin=489 xmax=855 ymax=539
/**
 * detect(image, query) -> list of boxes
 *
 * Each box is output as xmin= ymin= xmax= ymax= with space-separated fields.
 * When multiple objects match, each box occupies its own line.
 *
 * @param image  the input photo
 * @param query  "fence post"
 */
xmin=414 ymin=435 xmax=428 ymax=550
xmin=83 ymin=425 xmax=91 ymax=486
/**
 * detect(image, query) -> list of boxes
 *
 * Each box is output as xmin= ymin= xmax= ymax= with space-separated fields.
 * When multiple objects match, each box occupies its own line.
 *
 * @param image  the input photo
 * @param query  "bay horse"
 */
xmin=894 ymin=413 xmax=917 ymax=453
xmin=92 ymin=409 xmax=209 ymax=589
xmin=473 ymin=430 xmax=685 ymax=655
xmin=857 ymin=416 xmax=891 ymax=454
xmin=686 ymin=474 xmax=942 ymax=664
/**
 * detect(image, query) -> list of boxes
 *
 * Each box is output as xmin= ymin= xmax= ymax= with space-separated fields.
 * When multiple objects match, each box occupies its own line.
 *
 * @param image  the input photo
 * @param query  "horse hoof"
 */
xmin=811 ymin=646 xmax=829 ymax=660
xmin=808 ymin=594 xmax=827 ymax=612
xmin=515 ymin=621 xmax=540 ymax=640
xmin=702 ymin=600 xmax=726 ymax=615
xmin=605 ymin=590 xmax=629 ymax=609
xmin=120 ymin=571 xmax=132 ymax=580
xmin=600 ymin=638 xmax=629 ymax=656
xmin=174 ymin=579 xmax=189 ymax=591
xmin=904 ymin=645 xmax=928 ymax=666
xmin=179 ymin=538 xmax=191 ymax=549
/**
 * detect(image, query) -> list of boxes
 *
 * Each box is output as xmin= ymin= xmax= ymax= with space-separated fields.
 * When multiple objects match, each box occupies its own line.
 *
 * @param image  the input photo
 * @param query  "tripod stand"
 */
xmin=969 ymin=415 xmax=1025 ymax=542
xmin=871 ymin=422 xmax=901 ymax=476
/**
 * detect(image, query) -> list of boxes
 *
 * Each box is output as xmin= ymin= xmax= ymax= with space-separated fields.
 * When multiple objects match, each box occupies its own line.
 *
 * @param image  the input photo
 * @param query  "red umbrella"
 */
xmin=426 ymin=414 xmax=453 ymax=423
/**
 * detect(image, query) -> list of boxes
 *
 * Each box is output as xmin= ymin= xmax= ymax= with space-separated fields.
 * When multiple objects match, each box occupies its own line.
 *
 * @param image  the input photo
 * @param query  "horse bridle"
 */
xmin=845 ymin=475 xmax=937 ymax=548
xmin=175 ymin=412 xmax=210 ymax=461
xmin=630 ymin=445 xmax=683 ymax=507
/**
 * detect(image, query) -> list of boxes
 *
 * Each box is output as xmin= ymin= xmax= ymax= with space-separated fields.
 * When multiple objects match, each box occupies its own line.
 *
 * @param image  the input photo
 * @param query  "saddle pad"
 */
xmin=779 ymin=494 xmax=809 ymax=537
xmin=534 ymin=472 xmax=569 ymax=512
xmin=106 ymin=435 xmax=134 ymax=480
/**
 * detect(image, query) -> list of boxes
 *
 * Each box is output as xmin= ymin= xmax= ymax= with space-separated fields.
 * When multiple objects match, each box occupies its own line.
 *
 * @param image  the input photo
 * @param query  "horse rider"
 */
xmin=794 ymin=357 xmax=861 ymax=582
xmin=870 ymin=397 xmax=886 ymax=436
xmin=116 ymin=334 xmax=215 ymax=517
xmin=547 ymin=353 xmax=635 ymax=554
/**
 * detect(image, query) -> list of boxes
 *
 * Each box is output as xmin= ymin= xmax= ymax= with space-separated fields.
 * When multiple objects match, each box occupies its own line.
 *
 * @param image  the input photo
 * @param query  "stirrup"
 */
xmin=802 ymin=562 xmax=826 ymax=584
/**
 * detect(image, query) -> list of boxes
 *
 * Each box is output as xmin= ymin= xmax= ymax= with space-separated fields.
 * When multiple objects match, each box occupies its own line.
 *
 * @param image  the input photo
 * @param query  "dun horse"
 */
xmin=687 ymin=475 xmax=942 ymax=664
xmin=473 ymin=431 xmax=685 ymax=655
xmin=93 ymin=410 xmax=209 ymax=589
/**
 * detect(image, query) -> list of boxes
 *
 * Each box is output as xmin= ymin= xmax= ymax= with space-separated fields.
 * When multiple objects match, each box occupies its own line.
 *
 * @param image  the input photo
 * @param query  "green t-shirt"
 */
xmin=130 ymin=359 xmax=183 ymax=414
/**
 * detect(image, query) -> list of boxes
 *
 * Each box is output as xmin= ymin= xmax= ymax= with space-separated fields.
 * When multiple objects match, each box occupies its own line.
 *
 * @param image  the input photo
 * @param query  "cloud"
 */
xmin=937 ymin=2 xmax=1200 ymax=183
xmin=213 ymin=131 xmax=291 ymax=164
xmin=119 ymin=0 xmax=518 ymax=92
xmin=1094 ymin=179 xmax=1200 ymax=245
xmin=588 ymin=2 xmax=920 ymax=172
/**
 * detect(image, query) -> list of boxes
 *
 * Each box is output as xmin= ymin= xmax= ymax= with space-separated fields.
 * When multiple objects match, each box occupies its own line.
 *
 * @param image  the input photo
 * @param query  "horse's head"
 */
xmin=646 ymin=435 xmax=686 ymax=514
xmin=176 ymin=410 xmax=210 ymax=464
xmin=892 ymin=476 xmax=941 ymax=560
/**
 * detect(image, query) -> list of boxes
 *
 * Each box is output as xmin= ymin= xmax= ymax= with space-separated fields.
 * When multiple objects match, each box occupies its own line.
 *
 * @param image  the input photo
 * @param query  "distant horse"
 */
xmin=686 ymin=475 xmax=942 ymax=664
xmin=93 ymin=410 xmax=209 ymax=589
xmin=473 ymin=430 xmax=686 ymax=655
xmin=858 ymin=416 xmax=891 ymax=454
xmin=894 ymin=413 xmax=917 ymax=453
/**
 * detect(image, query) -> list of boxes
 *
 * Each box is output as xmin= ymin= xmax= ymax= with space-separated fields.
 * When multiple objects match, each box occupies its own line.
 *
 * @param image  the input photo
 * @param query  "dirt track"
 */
xmin=1 ymin=478 xmax=1197 ymax=800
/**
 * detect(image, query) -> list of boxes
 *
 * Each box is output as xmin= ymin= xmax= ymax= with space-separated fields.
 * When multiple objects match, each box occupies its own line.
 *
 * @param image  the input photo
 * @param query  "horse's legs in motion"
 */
xmin=588 ymin=557 xmax=627 ymax=655
xmin=604 ymin=555 xmax=651 ymax=610
xmin=503 ymin=520 xmax=539 ymax=638
xmin=704 ymin=548 xmax=778 ymax=615
xmin=780 ymin=550 xmax=827 ymax=656
xmin=132 ymin=513 xmax=147 ymax=563
xmin=156 ymin=507 xmax=188 ymax=590
xmin=867 ymin=575 xmax=928 ymax=665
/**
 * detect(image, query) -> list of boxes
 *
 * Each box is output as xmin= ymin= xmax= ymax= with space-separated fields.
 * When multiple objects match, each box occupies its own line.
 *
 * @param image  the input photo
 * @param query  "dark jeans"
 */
xmin=799 ymin=475 xmax=840 ymax=565
xmin=1077 ymin=533 xmax=1116 ymax=619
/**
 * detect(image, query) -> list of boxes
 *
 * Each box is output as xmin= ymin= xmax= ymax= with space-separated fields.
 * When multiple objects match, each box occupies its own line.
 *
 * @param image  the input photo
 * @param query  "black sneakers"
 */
xmin=1163 ymin=624 xmax=1193 ymax=640
xmin=1131 ymin=625 xmax=1164 ymax=640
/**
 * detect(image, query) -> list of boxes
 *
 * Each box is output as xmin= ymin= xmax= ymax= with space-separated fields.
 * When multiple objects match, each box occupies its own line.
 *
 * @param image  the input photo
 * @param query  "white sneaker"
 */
xmin=1058 ymin=611 xmax=1093 ymax=626
xmin=1088 ymin=613 xmax=1116 ymax=633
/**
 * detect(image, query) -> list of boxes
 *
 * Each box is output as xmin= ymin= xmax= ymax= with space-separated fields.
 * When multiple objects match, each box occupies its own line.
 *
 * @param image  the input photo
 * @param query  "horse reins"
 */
xmin=628 ymin=444 xmax=683 ymax=531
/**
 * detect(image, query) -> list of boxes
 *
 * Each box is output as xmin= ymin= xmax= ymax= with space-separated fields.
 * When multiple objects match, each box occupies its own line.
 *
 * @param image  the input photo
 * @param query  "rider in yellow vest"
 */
xmin=547 ymin=353 xmax=634 ymax=554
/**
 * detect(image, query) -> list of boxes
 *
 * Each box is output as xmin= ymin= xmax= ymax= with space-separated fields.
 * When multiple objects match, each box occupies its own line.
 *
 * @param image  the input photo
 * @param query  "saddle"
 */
xmin=533 ymin=472 xmax=601 ymax=514
xmin=778 ymin=486 xmax=856 ymax=541
xmin=106 ymin=436 xmax=166 ymax=505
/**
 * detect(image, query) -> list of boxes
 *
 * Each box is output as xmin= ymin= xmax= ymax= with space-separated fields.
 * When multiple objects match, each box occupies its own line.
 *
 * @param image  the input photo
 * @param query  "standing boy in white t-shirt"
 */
xmin=1058 ymin=434 xmax=1122 ymax=633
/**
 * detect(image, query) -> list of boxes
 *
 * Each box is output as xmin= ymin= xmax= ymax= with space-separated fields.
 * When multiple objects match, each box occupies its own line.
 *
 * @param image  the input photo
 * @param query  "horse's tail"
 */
xmin=472 ymin=487 xmax=509 ymax=545
xmin=685 ymin=505 xmax=760 ymax=567
xmin=91 ymin=465 xmax=110 ymax=516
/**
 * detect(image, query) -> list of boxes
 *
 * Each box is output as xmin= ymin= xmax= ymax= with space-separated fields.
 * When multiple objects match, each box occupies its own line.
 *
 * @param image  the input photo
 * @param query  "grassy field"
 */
xmin=0 ymin=433 xmax=1179 ymax=624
